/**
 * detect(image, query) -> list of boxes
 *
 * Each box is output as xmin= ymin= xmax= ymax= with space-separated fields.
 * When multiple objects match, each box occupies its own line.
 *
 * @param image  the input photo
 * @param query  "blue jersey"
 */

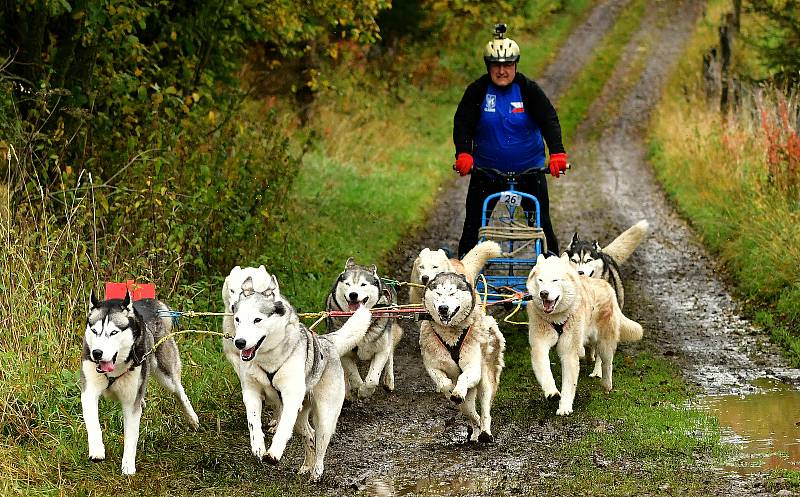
xmin=473 ymin=82 xmax=546 ymax=172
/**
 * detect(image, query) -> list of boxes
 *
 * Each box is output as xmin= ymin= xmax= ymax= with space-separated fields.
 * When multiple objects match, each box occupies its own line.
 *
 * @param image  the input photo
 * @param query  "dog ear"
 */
xmin=592 ymin=240 xmax=601 ymax=251
xmin=273 ymin=300 xmax=285 ymax=316
xmin=536 ymin=253 xmax=547 ymax=265
xmin=559 ymin=253 xmax=570 ymax=263
xmin=264 ymin=274 xmax=280 ymax=298
xmin=89 ymin=288 xmax=100 ymax=311
xmin=345 ymin=257 xmax=356 ymax=269
xmin=241 ymin=276 xmax=255 ymax=297
xmin=368 ymin=264 xmax=377 ymax=274
xmin=230 ymin=265 xmax=242 ymax=276
xmin=567 ymin=232 xmax=578 ymax=251
xmin=122 ymin=290 xmax=133 ymax=313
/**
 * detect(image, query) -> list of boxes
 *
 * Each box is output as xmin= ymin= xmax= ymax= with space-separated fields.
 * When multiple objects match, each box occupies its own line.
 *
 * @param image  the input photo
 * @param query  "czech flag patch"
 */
xmin=511 ymin=102 xmax=525 ymax=113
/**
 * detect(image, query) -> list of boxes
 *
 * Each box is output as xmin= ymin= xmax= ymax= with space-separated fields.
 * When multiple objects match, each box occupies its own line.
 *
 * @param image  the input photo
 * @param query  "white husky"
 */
xmin=419 ymin=272 xmax=505 ymax=442
xmin=233 ymin=275 xmax=371 ymax=481
xmin=222 ymin=265 xmax=273 ymax=378
xmin=409 ymin=241 xmax=502 ymax=304
xmin=80 ymin=291 xmax=199 ymax=474
xmin=526 ymin=254 xmax=643 ymax=415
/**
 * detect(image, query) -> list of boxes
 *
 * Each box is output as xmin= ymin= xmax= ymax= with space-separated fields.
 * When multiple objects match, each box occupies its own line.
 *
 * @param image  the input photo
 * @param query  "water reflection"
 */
xmin=700 ymin=378 xmax=800 ymax=473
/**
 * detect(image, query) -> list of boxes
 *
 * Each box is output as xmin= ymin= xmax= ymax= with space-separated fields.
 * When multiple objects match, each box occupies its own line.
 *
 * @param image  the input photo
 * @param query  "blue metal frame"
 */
xmin=475 ymin=172 xmax=545 ymax=303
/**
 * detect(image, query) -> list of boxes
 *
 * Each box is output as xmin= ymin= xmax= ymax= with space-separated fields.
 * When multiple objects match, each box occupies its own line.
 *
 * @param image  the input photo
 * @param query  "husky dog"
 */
xmin=222 ymin=265 xmax=273 ymax=376
xmin=526 ymin=254 xmax=643 ymax=415
xmin=563 ymin=219 xmax=649 ymax=309
xmin=233 ymin=276 xmax=371 ymax=481
xmin=80 ymin=291 xmax=199 ymax=474
xmin=419 ymin=272 xmax=505 ymax=442
xmin=409 ymin=241 xmax=502 ymax=304
xmin=325 ymin=258 xmax=403 ymax=399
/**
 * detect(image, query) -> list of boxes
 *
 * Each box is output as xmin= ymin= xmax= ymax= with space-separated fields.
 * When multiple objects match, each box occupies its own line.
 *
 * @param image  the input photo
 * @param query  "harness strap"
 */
xmin=434 ymin=325 xmax=473 ymax=370
xmin=552 ymin=318 xmax=568 ymax=335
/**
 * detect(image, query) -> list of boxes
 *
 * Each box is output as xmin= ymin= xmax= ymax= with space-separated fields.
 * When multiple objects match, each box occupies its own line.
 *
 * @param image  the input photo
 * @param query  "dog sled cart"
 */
xmin=474 ymin=167 xmax=551 ymax=304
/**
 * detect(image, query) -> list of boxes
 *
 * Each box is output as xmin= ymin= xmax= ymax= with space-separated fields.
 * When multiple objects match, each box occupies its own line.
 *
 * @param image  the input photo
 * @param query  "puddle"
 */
xmin=699 ymin=378 xmax=800 ymax=474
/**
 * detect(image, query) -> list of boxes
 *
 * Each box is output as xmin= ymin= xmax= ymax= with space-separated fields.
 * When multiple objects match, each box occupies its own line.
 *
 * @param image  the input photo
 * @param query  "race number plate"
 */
xmin=499 ymin=191 xmax=522 ymax=208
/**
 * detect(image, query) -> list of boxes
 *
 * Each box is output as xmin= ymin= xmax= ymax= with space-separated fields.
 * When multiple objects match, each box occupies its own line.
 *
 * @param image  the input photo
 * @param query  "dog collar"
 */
xmin=104 ymin=362 xmax=138 ymax=389
xmin=552 ymin=318 xmax=568 ymax=335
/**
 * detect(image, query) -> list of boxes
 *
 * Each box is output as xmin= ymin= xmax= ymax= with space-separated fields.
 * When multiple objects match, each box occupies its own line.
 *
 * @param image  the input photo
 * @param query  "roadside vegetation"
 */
xmin=648 ymin=0 xmax=800 ymax=367
xmin=0 ymin=0 xmax=745 ymax=494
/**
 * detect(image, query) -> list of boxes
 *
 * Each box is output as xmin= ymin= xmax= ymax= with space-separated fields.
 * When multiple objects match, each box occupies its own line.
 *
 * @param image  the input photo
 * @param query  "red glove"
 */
xmin=453 ymin=153 xmax=473 ymax=176
xmin=548 ymin=152 xmax=568 ymax=178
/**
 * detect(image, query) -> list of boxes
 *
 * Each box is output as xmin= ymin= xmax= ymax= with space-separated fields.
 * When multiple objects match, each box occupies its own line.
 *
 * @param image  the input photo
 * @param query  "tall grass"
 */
xmin=648 ymin=1 xmax=800 ymax=364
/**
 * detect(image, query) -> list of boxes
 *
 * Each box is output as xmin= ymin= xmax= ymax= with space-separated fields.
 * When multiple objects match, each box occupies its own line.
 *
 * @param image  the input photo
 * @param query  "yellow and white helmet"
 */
xmin=483 ymin=23 xmax=520 ymax=63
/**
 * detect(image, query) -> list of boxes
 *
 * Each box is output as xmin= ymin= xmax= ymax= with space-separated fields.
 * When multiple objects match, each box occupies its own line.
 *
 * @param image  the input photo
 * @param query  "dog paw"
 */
xmin=187 ymin=413 xmax=200 ymax=430
xmin=358 ymin=384 xmax=376 ymax=399
xmin=262 ymin=452 xmax=280 ymax=465
xmin=309 ymin=466 xmax=324 ymax=482
xmin=556 ymin=406 xmax=573 ymax=416
xmin=449 ymin=392 xmax=464 ymax=404
xmin=252 ymin=445 xmax=268 ymax=460
xmin=544 ymin=389 xmax=561 ymax=400
xmin=121 ymin=460 xmax=136 ymax=475
xmin=478 ymin=431 xmax=494 ymax=443
xmin=88 ymin=446 xmax=106 ymax=462
xmin=589 ymin=371 xmax=602 ymax=379
xmin=601 ymin=380 xmax=613 ymax=392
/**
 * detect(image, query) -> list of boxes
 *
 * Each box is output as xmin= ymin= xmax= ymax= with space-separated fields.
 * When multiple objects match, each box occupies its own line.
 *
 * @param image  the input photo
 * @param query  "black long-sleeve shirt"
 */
xmin=453 ymin=72 xmax=565 ymax=158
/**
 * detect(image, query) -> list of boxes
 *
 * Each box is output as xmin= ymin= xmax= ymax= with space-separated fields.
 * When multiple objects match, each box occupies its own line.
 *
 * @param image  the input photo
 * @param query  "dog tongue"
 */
xmin=543 ymin=299 xmax=556 ymax=313
xmin=241 ymin=347 xmax=256 ymax=360
xmin=99 ymin=361 xmax=115 ymax=373
xmin=348 ymin=302 xmax=360 ymax=312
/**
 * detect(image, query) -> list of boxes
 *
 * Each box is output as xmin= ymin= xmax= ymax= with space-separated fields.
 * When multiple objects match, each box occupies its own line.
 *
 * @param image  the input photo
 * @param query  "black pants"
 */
xmin=458 ymin=169 xmax=558 ymax=258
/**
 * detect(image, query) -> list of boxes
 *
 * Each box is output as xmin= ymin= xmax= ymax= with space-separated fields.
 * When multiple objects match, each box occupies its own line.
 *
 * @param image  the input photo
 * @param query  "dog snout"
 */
xmin=437 ymin=305 xmax=449 ymax=316
xmin=577 ymin=270 xmax=584 ymax=275
xmin=348 ymin=292 xmax=359 ymax=302
xmin=540 ymin=290 xmax=549 ymax=300
xmin=91 ymin=349 xmax=103 ymax=361
xmin=234 ymin=338 xmax=247 ymax=350
xmin=421 ymin=275 xmax=430 ymax=284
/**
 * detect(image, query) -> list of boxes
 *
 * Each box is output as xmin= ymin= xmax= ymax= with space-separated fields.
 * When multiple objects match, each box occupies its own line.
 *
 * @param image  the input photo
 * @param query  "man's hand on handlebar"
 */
xmin=454 ymin=153 xmax=474 ymax=176
xmin=548 ymin=152 xmax=569 ymax=178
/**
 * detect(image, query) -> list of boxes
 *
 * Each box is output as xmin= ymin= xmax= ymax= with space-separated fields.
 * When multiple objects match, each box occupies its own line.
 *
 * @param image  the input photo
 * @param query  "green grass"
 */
xmin=495 ymin=327 xmax=726 ymax=495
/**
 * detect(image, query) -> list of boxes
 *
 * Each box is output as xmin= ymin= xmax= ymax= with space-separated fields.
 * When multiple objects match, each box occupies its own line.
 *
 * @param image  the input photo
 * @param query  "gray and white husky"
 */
xmin=80 ymin=291 xmax=199 ymax=475
xmin=419 ymin=272 xmax=505 ymax=442
xmin=233 ymin=275 xmax=371 ymax=481
xmin=325 ymin=258 xmax=403 ymax=399
xmin=563 ymin=219 xmax=649 ymax=309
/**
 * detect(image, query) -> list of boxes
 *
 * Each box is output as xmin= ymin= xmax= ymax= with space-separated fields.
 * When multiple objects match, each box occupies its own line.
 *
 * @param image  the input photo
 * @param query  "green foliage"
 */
xmin=743 ymin=0 xmax=800 ymax=84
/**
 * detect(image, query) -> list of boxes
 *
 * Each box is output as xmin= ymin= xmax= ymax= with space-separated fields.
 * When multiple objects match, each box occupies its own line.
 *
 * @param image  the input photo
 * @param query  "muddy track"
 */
xmin=280 ymin=0 xmax=799 ymax=495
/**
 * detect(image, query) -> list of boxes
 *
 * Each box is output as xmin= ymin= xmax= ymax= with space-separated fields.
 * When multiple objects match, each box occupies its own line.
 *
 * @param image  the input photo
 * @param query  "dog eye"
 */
xmin=253 ymin=317 xmax=262 ymax=324
xmin=235 ymin=317 xmax=240 ymax=323
xmin=109 ymin=329 xmax=119 ymax=336
xmin=360 ymin=283 xmax=366 ymax=287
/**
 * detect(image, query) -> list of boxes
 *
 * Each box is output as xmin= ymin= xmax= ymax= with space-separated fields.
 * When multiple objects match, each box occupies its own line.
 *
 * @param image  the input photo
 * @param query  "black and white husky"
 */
xmin=80 ymin=291 xmax=199 ymax=474
xmin=325 ymin=258 xmax=403 ymax=399
xmin=563 ymin=219 xmax=649 ymax=309
xmin=233 ymin=275 xmax=371 ymax=481
xmin=419 ymin=272 xmax=506 ymax=442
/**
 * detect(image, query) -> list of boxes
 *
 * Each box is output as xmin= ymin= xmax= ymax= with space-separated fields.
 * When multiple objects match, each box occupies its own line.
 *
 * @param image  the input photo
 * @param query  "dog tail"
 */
xmin=602 ymin=219 xmax=649 ymax=265
xmin=326 ymin=307 xmax=372 ymax=356
xmin=460 ymin=241 xmax=502 ymax=282
xmin=618 ymin=313 xmax=644 ymax=342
